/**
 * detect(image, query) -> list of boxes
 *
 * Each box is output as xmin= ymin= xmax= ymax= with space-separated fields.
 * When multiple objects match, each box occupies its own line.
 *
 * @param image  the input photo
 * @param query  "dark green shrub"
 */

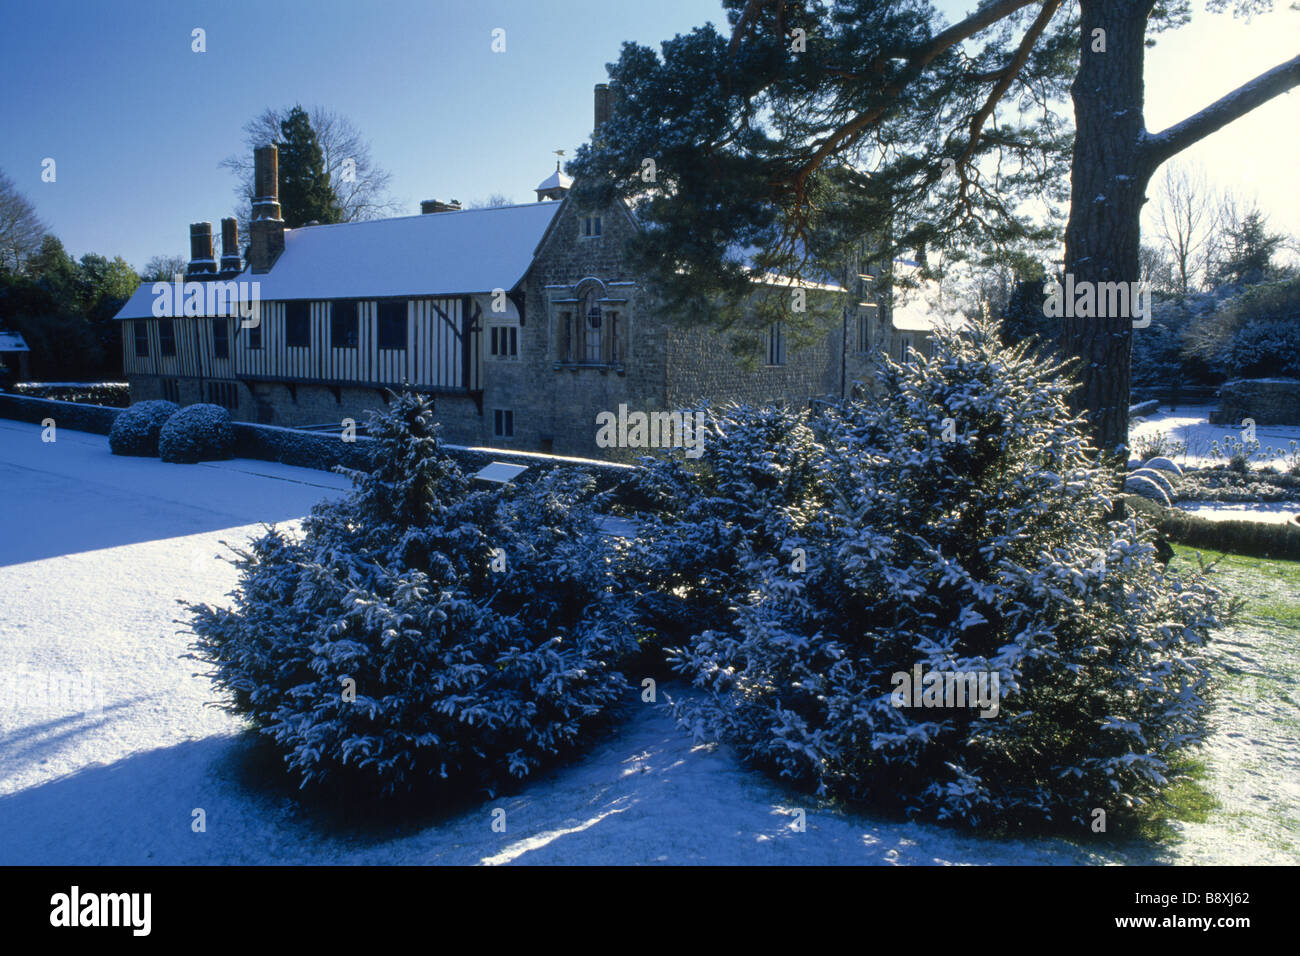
xmin=159 ymin=403 xmax=235 ymax=463
xmin=643 ymin=319 xmax=1230 ymax=829
xmin=186 ymin=392 xmax=637 ymax=801
xmin=108 ymin=400 xmax=178 ymax=456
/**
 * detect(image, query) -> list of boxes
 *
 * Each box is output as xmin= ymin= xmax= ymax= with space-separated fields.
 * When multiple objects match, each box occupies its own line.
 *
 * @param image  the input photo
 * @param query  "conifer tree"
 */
xmin=640 ymin=319 xmax=1231 ymax=828
xmin=277 ymin=105 xmax=343 ymax=228
xmin=187 ymin=392 xmax=637 ymax=801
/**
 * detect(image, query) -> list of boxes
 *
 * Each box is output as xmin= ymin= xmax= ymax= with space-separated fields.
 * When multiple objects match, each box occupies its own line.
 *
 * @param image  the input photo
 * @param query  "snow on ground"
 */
xmin=1 ymin=419 xmax=1295 ymax=865
xmin=1130 ymin=404 xmax=1300 ymax=471
xmin=1179 ymin=501 xmax=1300 ymax=524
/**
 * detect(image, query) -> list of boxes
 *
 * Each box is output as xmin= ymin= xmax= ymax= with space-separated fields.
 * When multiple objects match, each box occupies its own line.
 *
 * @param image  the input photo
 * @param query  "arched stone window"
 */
xmin=555 ymin=278 xmax=623 ymax=367
xmin=582 ymin=285 xmax=603 ymax=363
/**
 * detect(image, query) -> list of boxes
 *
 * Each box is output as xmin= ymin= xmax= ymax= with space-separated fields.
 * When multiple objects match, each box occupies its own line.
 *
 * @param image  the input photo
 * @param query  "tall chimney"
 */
xmin=219 ymin=217 xmax=242 ymax=274
xmin=186 ymin=222 xmax=216 ymax=277
xmin=249 ymin=144 xmax=285 ymax=273
xmin=593 ymin=83 xmax=612 ymax=135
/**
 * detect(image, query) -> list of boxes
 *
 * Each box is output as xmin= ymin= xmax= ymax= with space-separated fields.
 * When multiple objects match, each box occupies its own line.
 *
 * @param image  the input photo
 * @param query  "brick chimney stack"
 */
xmin=249 ymin=145 xmax=285 ymax=273
xmin=186 ymin=222 xmax=216 ymax=277
xmin=420 ymin=199 xmax=462 ymax=214
xmin=593 ymin=83 xmax=613 ymax=134
xmin=219 ymin=217 xmax=242 ymax=274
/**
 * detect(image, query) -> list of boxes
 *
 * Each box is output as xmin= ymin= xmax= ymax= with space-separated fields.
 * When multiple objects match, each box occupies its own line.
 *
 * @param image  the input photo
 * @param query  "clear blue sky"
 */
xmin=1 ymin=0 xmax=1295 ymax=271
xmin=0 ymin=0 xmax=727 ymax=268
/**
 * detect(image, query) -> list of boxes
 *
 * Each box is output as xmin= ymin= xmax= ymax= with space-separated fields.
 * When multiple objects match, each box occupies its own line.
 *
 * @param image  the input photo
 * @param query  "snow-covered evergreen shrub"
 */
xmin=621 ymin=401 xmax=834 ymax=646
xmin=159 ymin=403 xmax=235 ymax=463
xmin=659 ymin=318 xmax=1230 ymax=829
xmin=108 ymin=399 xmax=179 ymax=456
xmin=186 ymin=392 xmax=636 ymax=800
xmin=1223 ymin=320 xmax=1300 ymax=379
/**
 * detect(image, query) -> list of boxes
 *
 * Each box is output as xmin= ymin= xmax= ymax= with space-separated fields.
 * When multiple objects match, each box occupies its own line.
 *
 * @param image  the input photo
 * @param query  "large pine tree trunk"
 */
xmin=1060 ymin=0 xmax=1156 ymax=462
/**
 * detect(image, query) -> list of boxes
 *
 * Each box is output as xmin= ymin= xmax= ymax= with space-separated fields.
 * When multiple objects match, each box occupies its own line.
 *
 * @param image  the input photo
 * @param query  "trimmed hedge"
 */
xmin=1124 ymin=495 xmax=1300 ymax=561
xmin=160 ymin=404 xmax=236 ymax=463
xmin=0 ymin=392 xmax=121 ymax=434
xmin=12 ymin=382 xmax=131 ymax=407
xmin=230 ymin=421 xmax=372 ymax=472
xmin=110 ymin=400 xmax=179 ymax=456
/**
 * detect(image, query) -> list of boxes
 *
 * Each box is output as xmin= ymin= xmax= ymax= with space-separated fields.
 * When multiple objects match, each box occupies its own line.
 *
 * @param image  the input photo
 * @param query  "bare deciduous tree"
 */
xmin=0 ymin=168 xmax=47 ymax=274
xmin=466 ymin=193 xmax=515 ymax=209
xmin=219 ymin=106 xmax=403 ymax=231
xmin=1153 ymin=163 xmax=1218 ymax=296
xmin=140 ymin=254 xmax=189 ymax=282
xmin=1139 ymin=242 xmax=1178 ymax=294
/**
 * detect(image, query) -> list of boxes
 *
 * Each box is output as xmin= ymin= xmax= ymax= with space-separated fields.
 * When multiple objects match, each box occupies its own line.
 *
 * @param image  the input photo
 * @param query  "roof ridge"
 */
xmin=289 ymin=200 xmax=558 ymax=232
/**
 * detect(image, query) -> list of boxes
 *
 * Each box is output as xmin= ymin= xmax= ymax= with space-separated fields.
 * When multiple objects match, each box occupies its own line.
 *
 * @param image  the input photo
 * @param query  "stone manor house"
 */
xmin=113 ymin=85 xmax=944 ymax=460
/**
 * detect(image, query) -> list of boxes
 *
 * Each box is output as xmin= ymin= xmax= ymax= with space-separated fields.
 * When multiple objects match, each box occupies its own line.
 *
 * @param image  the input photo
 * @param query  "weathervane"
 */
xmin=554 ymin=148 xmax=565 ymax=170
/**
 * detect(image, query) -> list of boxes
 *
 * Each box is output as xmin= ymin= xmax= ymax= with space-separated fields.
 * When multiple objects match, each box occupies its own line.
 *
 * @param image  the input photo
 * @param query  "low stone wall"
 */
xmin=0 ymin=393 xmax=636 ymax=499
xmin=229 ymin=419 xmax=635 ymax=497
xmin=1210 ymin=378 xmax=1300 ymax=426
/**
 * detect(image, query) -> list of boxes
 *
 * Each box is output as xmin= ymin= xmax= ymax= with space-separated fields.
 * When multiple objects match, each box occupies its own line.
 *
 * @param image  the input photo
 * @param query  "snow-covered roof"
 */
xmin=112 ymin=279 xmax=251 ymax=321
xmin=723 ymin=241 xmax=846 ymax=292
xmin=0 ymin=329 xmax=29 ymax=351
xmin=114 ymin=284 xmax=158 ymax=321
xmin=891 ymin=296 xmax=968 ymax=332
xmin=255 ymin=202 xmax=561 ymax=302
xmin=116 ymin=203 xmax=562 ymax=319
xmin=889 ymin=261 xmax=969 ymax=333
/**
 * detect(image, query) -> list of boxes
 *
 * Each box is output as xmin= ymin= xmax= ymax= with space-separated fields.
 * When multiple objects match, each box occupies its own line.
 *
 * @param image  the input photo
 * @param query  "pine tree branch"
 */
xmin=727 ymin=0 xmax=767 ymax=60
xmin=1141 ymin=54 xmax=1300 ymax=170
xmin=956 ymin=0 xmax=1062 ymax=175
xmin=791 ymin=0 xmax=1042 ymax=185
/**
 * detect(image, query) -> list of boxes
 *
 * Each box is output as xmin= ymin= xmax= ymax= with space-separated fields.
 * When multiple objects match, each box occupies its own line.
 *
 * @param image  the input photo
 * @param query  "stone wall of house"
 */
xmin=664 ymin=318 xmax=842 ymax=410
xmin=516 ymin=193 xmax=892 ymax=459
xmin=512 ymin=196 xmax=666 ymax=458
xmin=1211 ymin=378 xmax=1300 ymax=427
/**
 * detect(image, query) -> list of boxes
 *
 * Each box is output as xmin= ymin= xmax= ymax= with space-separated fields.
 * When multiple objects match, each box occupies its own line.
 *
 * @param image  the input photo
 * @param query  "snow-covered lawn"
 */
xmin=1 ymin=419 xmax=1296 ymax=865
xmin=1179 ymin=501 xmax=1300 ymax=525
xmin=1130 ymin=404 xmax=1300 ymax=472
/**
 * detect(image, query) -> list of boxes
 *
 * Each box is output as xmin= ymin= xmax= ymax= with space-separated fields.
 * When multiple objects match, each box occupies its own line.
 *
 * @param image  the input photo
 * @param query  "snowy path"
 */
xmin=0 ymin=420 xmax=1294 ymax=864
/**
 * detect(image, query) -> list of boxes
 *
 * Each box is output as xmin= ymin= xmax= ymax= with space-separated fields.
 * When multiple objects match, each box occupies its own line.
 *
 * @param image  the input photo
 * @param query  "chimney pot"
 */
xmin=252 ymin=145 xmax=281 ymax=221
xmin=186 ymin=222 xmax=216 ymax=277
xmin=219 ymin=217 xmax=242 ymax=274
xmin=249 ymin=144 xmax=285 ymax=273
